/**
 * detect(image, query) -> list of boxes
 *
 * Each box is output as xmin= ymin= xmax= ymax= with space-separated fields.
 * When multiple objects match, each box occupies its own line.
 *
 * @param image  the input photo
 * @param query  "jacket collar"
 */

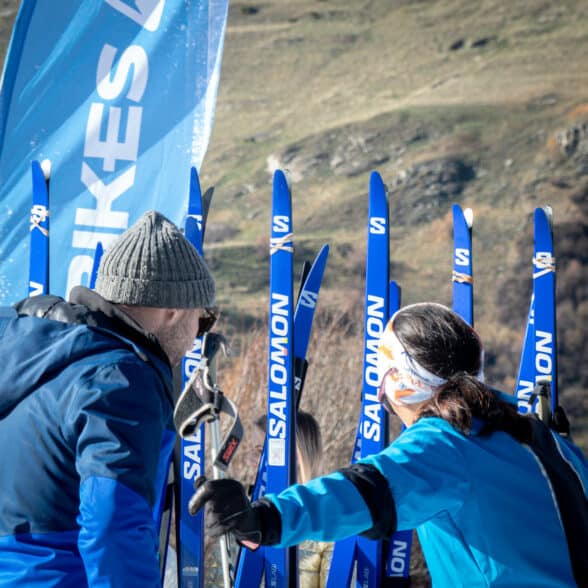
xmin=68 ymin=286 xmax=171 ymax=368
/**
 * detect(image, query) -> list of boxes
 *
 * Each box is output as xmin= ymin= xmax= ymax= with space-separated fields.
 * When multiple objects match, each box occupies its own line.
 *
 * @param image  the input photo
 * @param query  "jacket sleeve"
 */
xmin=266 ymin=418 xmax=469 ymax=547
xmin=68 ymin=359 xmax=169 ymax=588
xmin=361 ymin=418 xmax=471 ymax=530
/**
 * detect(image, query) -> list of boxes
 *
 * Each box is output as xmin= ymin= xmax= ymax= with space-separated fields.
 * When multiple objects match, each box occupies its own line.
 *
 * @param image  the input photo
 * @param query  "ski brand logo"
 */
xmin=182 ymin=426 xmax=203 ymax=480
xmin=298 ymin=290 xmax=318 ymax=309
xmin=533 ymin=251 xmax=555 ymax=279
xmin=182 ymin=338 xmax=204 ymax=479
xmin=220 ymin=436 xmax=239 ymax=466
xmin=516 ymin=378 xmax=534 ymax=413
xmin=454 ymin=247 xmax=470 ymax=267
xmin=268 ymin=292 xmax=291 ymax=465
xmin=105 ymin=0 xmax=165 ymax=32
xmin=369 ymin=217 xmax=386 ymax=235
xmin=272 ymin=215 xmax=289 ymax=233
xmin=66 ymin=6 xmax=165 ymax=294
xmin=187 ymin=213 xmax=203 ymax=233
xmin=294 ymin=375 xmax=302 ymax=393
xmin=362 ymin=294 xmax=385 ymax=443
xmin=516 ymin=303 xmax=535 ymax=412
xmin=516 ymin=329 xmax=553 ymax=413
xmin=388 ymin=538 xmax=409 ymax=576
xmin=30 ymin=205 xmax=49 ymax=234
xmin=183 ymin=338 xmax=203 ymax=379
xmin=28 ymin=282 xmax=44 ymax=297
xmin=534 ymin=329 xmax=553 ymax=382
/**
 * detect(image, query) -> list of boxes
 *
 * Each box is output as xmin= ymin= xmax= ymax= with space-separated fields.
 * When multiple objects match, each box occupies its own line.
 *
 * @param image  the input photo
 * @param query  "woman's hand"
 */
xmin=189 ymin=477 xmax=281 ymax=549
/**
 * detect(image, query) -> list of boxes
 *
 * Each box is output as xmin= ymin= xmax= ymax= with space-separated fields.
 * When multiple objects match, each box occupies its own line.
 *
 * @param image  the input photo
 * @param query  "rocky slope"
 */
xmin=1 ymin=0 xmax=586 ymax=436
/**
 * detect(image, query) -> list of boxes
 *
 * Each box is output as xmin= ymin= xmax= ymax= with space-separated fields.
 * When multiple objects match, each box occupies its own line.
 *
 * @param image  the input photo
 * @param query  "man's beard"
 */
xmin=155 ymin=320 xmax=194 ymax=366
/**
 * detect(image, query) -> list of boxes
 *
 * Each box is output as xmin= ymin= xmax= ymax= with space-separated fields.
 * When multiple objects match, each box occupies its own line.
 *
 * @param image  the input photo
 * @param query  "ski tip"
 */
xmin=389 ymin=279 xmax=401 ymax=293
xmin=273 ymin=168 xmax=291 ymax=193
xmin=369 ymin=169 xmax=385 ymax=190
xmin=40 ymin=159 xmax=51 ymax=180
xmin=534 ymin=206 xmax=554 ymax=230
xmin=463 ymin=207 xmax=474 ymax=228
xmin=282 ymin=169 xmax=293 ymax=190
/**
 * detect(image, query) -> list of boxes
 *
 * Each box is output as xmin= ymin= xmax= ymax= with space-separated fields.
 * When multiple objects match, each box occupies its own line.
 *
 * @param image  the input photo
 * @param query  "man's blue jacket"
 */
xmin=0 ymin=287 xmax=176 ymax=587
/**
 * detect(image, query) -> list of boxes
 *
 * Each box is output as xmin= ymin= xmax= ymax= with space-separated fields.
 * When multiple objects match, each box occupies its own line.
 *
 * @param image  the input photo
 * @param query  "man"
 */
xmin=0 ymin=211 xmax=216 ymax=587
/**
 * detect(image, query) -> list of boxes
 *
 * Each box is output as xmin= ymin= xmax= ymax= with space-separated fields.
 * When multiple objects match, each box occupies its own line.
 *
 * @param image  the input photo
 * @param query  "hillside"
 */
xmin=1 ymin=0 xmax=584 ymax=424
xmin=196 ymin=0 xmax=588 ymax=446
xmin=0 ymin=0 xmax=585 ymax=452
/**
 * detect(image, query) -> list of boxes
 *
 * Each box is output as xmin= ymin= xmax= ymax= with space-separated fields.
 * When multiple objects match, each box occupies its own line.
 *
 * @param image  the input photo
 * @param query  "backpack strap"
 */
xmin=528 ymin=418 xmax=588 ymax=586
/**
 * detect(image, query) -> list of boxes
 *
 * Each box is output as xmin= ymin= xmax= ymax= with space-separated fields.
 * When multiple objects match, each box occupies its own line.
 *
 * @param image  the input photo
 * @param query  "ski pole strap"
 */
xmin=174 ymin=368 xmax=243 ymax=471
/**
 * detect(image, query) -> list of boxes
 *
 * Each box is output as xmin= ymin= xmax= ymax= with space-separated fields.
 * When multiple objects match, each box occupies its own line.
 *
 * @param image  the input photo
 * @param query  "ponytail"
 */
xmin=417 ymin=373 xmax=534 ymax=444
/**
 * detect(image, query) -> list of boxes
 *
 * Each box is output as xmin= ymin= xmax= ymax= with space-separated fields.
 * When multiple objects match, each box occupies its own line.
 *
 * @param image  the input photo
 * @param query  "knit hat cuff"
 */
xmin=94 ymin=211 xmax=216 ymax=309
xmin=95 ymin=276 xmax=215 ymax=309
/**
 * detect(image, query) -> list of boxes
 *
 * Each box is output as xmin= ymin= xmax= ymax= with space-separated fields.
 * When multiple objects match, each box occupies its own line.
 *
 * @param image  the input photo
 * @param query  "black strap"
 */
xmin=528 ymin=419 xmax=588 ymax=587
xmin=173 ymin=333 xmax=243 ymax=471
xmin=339 ymin=463 xmax=397 ymax=540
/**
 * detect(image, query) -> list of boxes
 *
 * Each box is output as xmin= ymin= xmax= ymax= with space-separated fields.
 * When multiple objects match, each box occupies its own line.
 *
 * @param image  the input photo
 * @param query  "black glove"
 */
xmin=189 ymin=477 xmax=282 ymax=549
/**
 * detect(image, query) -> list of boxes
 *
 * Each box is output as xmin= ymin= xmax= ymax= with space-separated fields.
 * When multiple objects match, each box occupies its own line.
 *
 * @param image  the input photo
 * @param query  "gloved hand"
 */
xmin=189 ymin=477 xmax=282 ymax=549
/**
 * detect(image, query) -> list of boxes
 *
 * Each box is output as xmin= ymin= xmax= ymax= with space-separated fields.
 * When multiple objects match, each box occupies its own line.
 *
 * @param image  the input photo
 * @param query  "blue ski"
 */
xmin=170 ymin=166 xmax=208 ymax=588
xmin=515 ymin=296 xmax=536 ymax=414
xmin=384 ymin=280 xmax=412 ymax=585
xmin=235 ymin=244 xmax=329 ymax=587
xmin=28 ymin=160 xmax=50 ymax=296
xmin=185 ymin=166 xmax=204 ymax=254
xmin=264 ymin=169 xmax=296 ymax=587
xmin=532 ymin=207 xmax=558 ymax=412
xmin=515 ymin=207 xmax=558 ymax=415
xmin=327 ymin=170 xmax=390 ymax=587
xmin=452 ymin=204 xmax=474 ymax=326
xmin=293 ymin=244 xmax=329 ymax=408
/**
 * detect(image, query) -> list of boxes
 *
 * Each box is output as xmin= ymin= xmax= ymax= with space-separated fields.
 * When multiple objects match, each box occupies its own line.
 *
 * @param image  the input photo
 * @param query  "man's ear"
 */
xmin=164 ymin=308 xmax=184 ymax=324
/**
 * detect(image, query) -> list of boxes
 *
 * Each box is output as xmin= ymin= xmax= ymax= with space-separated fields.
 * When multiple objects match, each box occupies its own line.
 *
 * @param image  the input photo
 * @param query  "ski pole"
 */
xmin=174 ymin=332 xmax=242 ymax=588
xmin=205 ymin=335 xmax=234 ymax=588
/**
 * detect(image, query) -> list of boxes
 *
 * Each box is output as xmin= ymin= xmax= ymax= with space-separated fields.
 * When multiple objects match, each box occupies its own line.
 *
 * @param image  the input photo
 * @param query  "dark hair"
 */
xmin=295 ymin=411 xmax=323 ymax=482
xmin=392 ymin=303 xmax=533 ymax=444
xmin=254 ymin=410 xmax=323 ymax=482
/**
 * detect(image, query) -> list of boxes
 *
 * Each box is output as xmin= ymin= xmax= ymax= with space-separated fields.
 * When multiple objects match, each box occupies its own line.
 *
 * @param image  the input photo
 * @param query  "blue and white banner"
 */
xmin=0 ymin=0 xmax=228 ymax=304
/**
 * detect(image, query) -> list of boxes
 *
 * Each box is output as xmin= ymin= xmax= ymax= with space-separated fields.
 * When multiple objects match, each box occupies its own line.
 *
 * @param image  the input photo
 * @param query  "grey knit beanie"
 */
xmin=95 ymin=211 xmax=215 ymax=308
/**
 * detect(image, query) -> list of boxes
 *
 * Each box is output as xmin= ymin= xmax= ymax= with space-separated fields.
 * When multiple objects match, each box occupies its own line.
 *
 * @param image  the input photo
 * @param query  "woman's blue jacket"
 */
xmin=267 ymin=416 xmax=588 ymax=587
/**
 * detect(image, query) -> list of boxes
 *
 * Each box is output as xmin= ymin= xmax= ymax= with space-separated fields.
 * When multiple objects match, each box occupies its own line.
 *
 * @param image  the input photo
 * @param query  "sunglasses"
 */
xmin=377 ymin=367 xmax=395 ymax=402
xmin=378 ymin=368 xmax=397 ymax=415
xmin=196 ymin=307 xmax=219 ymax=339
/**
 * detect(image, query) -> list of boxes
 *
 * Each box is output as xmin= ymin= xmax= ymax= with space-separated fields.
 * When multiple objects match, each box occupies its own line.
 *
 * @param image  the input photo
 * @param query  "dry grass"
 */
xmin=222 ymin=293 xmax=366 ymax=485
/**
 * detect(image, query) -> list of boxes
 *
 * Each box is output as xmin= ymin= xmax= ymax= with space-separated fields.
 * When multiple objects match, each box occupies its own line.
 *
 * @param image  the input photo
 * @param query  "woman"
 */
xmin=294 ymin=410 xmax=333 ymax=588
xmin=190 ymin=303 xmax=588 ymax=587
